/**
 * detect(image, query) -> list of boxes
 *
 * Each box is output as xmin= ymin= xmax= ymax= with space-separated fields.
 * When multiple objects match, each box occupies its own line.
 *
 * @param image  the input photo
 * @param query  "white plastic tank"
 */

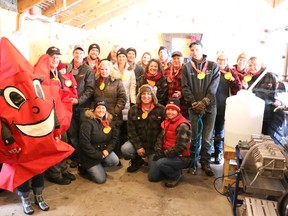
xmin=224 ymin=90 xmax=265 ymax=147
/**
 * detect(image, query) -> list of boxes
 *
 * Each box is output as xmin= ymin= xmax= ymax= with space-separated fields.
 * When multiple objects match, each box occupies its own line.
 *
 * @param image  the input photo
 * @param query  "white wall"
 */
xmin=86 ymin=0 xmax=288 ymax=75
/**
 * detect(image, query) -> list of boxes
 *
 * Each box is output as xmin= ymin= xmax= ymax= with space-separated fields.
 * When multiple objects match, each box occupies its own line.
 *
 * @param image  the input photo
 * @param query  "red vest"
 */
xmin=162 ymin=114 xmax=191 ymax=156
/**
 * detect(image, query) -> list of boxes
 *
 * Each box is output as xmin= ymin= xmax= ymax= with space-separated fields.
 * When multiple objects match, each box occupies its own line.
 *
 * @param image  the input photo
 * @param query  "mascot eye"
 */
xmin=3 ymin=87 xmax=26 ymax=110
xmin=33 ymin=80 xmax=45 ymax=100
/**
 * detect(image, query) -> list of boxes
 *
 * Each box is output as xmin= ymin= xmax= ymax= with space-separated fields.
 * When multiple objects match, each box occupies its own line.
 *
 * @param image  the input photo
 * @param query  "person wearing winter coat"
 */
xmin=78 ymin=98 xmax=119 ymax=184
xmin=149 ymin=98 xmax=191 ymax=187
xmin=121 ymin=84 xmax=166 ymax=173
xmin=137 ymin=58 xmax=168 ymax=106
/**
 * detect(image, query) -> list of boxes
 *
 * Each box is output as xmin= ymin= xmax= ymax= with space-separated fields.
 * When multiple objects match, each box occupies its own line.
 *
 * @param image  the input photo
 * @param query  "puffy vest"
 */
xmin=162 ymin=114 xmax=191 ymax=156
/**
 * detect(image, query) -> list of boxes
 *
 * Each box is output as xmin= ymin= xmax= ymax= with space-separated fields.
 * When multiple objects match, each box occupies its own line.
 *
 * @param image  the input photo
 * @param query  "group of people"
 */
xmin=1 ymin=39 xmax=286 ymax=215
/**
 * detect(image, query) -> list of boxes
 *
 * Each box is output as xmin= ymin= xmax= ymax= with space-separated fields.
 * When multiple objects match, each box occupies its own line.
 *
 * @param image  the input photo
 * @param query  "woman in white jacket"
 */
xmin=112 ymin=48 xmax=136 ymax=156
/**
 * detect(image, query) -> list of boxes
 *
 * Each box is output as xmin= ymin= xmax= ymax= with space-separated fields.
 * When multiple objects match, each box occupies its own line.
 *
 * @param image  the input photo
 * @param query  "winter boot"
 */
xmin=18 ymin=191 xmax=34 ymax=215
xmin=127 ymin=155 xmax=144 ymax=172
xmin=33 ymin=187 xmax=49 ymax=211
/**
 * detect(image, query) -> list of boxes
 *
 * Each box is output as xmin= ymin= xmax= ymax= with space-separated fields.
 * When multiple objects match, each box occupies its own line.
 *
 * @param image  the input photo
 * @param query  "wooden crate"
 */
xmin=244 ymin=197 xmax=278 ymax=216
xmin=222 ymin=144 xmax=242 ymax=190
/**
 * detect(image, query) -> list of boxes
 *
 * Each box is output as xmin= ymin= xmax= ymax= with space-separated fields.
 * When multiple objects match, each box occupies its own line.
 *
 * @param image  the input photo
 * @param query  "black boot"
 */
xmin=33 ymin=187 xmax=49 ymax=211
xmin=18 ymin=191 xmax=34 ymax=215
xmin=127 ymin=156 xmax=144 ymax=173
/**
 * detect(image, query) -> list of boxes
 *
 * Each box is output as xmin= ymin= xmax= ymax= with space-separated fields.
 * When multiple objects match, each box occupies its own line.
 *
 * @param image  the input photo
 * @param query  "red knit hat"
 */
xmin=166 ymin=98 xmax=180 ymax=112
xmin=57 ymin=62 xmax=66 ymax=71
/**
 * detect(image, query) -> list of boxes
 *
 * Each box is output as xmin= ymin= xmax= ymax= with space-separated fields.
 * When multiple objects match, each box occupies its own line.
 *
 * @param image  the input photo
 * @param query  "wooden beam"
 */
xmin=56 ymin=0 xmax=111 ymax=23
xmin=82 ymin=0 xmax=145 ymax=29
xmin=18 ymin=0 xmax=46 ymax=13
xmin=42 ymin=0 xmax=81 ymax=17
xmin=67 ymin=0 xmax=137 ymax=27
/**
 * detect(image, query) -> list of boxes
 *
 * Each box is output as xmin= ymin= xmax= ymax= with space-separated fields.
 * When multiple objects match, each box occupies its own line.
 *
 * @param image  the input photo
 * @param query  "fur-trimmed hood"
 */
xmin=84 ymin=109 xmax=113 ymax=122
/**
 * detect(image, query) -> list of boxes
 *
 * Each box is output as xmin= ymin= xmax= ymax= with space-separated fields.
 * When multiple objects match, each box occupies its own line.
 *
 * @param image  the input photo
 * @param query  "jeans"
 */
xmin=87 ymin=152 xmax=119 ymax=184
xmin=189 ymin=106 xmax=216 ymax=164
xmin=17 ymin=174 xmax=44 ymax=193
xmin=214 ymin=114 xmax=224 ymax=154
xmin=121 ymin=141 xmax=154 ymax=173
xmin=148 ymin=156 xmax=188 ymax=182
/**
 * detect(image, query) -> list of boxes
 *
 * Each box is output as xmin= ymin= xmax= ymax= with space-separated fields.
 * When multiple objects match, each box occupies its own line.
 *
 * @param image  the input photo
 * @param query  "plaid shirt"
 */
xmin=163 ymin=65 xmax=189 ymax=118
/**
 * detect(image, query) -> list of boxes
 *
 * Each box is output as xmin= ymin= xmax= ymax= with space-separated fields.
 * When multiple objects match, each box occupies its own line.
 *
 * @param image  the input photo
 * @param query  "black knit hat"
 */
xmin=126 ymin=47 xmax=137 ymax=57
xmin=88 ymin=43 xmax=100 ymax=54
xmin=94 ymin=97 xmax=107 ymax=109
xmin=116 ymin=48 xmax=127 ymax=57
xmin=46 ymin=46 xmax=61 ymax=56
xmin=166 ymin=98 xmax=181 ymax=112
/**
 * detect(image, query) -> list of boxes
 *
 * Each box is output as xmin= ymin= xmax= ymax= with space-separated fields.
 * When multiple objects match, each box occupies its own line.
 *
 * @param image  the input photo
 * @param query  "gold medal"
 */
xmin=142 ymin=112 xmax=148 ymax=119
xmin=147 ymin=80 xmax=155 ymax=86
xmin=65 ymin=80 xmax=72 ymax=87
xmin=224 ymin=72 xmax=232 ymax=80
xmin=103 ymin=126 xmax=111 ymax=134
xmin=243 ymin=75 xmax=252 ymax=83
xmin=53 ymin=77 xmax=60 ymax=81
xmin=197 ymin=72 xmax=205 ymax=79
xmin=167 ymin=77 xmax=173 ymax=83
xmin=122 ymin=74 xmax=127 ymax=81
xmin=100 ymin=82 xmax=105 ymax=90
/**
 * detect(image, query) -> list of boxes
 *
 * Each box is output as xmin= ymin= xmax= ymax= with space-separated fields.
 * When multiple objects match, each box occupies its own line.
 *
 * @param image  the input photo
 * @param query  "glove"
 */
xmin=192 ymin=97 xmax=210 ymax=114
xmin=153 ymin=150 xmax=166 ymax=161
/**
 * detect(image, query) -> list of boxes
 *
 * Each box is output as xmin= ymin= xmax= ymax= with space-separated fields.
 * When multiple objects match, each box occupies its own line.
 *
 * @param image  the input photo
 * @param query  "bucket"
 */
xmin=224 ymin=90 xmax=265 ymax=147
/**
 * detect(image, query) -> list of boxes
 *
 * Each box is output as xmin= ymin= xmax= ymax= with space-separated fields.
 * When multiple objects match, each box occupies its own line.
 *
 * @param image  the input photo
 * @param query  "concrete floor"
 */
xmin=0 ymin=159 xmax=235 ymax=216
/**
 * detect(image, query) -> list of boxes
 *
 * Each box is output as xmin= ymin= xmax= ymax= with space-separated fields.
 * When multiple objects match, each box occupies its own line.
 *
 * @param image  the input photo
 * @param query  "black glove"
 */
xmin=153 ymin=150 xmax=166 ymax=161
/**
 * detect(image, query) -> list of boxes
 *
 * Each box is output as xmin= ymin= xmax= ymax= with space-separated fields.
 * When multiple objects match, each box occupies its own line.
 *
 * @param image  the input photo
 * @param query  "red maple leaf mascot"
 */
xmin=0 ymin=37 xmax=74 ymax=214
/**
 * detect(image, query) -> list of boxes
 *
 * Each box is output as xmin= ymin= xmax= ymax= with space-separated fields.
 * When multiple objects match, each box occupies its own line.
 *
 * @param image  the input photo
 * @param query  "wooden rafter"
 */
xmin=18 ymin=0 xmax=47 ymax=13
xmin=42 ymin=0 xmax=81 ymax=17
xmin=82 ymin=0 xmax=146 ymax=29
xmin=55 ymin=0 xmax=111 ymax=23
xmin=66 ymin=0 xmax=137 ymax=27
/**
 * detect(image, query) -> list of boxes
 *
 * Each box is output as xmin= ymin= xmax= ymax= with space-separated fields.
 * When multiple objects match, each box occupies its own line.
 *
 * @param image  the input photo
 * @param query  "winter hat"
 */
xmin=126 ymin=47 xmax=137 ymax=57
xmin=189 ymin=40 xmax=203 ymax=48
xmin=46 ymin=46 xmax=61 ymax=56
xmin=94 ymin=97 xmax=107 ymax=109
xmin=166 ymin=98 xmax=181 ymax=112
xmin=171 ymin=51 xmax=183 ymax=58
xmin=57 ymin=62 xmax=66 ymax=71
xmin=136 ymin=84 xmax=158 ymax=104
xmin=237 ymin=52 xmax=248 ymax=62
xmin=116 ymin=48 xmax=127 ymax=58
xmin=73 ymin=44 xmax=84 ymax=52
xmin=158 ymin=46 xmax=168 ymax=54
xmin=88 ymin=43 xmax=100 ymax=54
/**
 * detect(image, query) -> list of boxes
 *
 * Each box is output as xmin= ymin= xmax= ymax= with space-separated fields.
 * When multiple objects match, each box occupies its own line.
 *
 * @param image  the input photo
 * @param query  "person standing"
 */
xmin=121 ymin=84 xmax=166 ymax=173
xmin=163 ymin=51 xmax=188 ymax=118
xmin=126 ymin=47 xmax=144 ymax=80
xmin=84 ymin=43 xmax=101 ymax=74
xmin=44 ymin=47 xmax=76 ymax=185
xmin=213 ymin=51 xmax=241 ymax=164
xmin=158 ymin=46 xmax=171 ymax=70
xmin=137 ymin=51 xmax=151 ymax=74
xmin=67 ymin=44 xmax=95 ymax=168
xmin=181 ymin=41 xmax=220 ymax=176
xmin=137 ymin=59 xmax=168 ymax=106
xmin=149 ymin=98 xmax=191 ymax=187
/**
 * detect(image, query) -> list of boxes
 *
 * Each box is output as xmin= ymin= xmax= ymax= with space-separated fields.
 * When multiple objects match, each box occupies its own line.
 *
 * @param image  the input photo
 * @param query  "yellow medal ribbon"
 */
xmin=147 ymin=79 xmax=156 ymax=86
xmin=122 ymin=74 xmax=127 ymax=81
xmin=142 ymin=112 xmax=148 ymax=119
xmin=197 ymin=72 xmax=205 ymax=79
xmin=100 ymin=82 xmax=105 ymax=90
xmin=224 ymin=72 xmax=232 ymax=80
xmin=243 ymin=75 xmax=252 ymax=83
xmin=65 ymin=80 xmax=72 ymax=87
xmin=103 ymin=126 xmax=111 ymax=134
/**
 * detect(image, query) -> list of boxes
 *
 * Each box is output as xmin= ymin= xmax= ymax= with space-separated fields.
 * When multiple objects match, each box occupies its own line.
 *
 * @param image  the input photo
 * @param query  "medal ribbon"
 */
xmin=190 ymin=60 xmax=208 ymax=76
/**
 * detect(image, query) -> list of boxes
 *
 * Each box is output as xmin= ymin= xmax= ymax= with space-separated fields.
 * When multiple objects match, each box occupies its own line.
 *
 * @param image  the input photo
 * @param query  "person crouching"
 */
xmin=149 ymin=98 xmax=191 ymax=187
xmin=78 ymin=98 xmax=119 ymax=184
